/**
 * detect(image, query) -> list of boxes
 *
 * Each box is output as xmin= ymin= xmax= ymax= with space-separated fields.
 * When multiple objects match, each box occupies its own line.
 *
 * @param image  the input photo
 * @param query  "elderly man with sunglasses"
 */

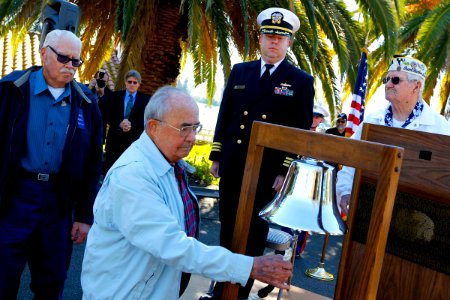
xmin=0 ymin=30 xmax=103 ymax=298
xmin=81 ymin=86 xmax=292 ymax=299
xmin=336 ymin=56 xmax=450 ymax=215
xmin=103 ymin=69 xmax=150 ymax=174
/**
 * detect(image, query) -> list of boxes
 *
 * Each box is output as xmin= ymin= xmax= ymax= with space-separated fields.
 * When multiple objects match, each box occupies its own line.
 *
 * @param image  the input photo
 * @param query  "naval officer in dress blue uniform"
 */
xmin=204 ymin=7 xmax=315 ymax=300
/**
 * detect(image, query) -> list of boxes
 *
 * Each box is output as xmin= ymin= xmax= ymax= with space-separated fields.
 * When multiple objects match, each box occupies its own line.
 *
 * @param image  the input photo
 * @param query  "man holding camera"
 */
xmin=88 ymin=69 xmax=112 ymax=145
xmin=88 ymin=69 xmax=111 ymax=98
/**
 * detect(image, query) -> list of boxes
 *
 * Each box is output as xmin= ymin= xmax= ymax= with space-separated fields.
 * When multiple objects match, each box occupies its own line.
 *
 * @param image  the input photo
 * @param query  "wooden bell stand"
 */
xmin=335 ymin=124 xmax=450 ymax=299
xmin=221 ymin=121 xmax=404 ymax=299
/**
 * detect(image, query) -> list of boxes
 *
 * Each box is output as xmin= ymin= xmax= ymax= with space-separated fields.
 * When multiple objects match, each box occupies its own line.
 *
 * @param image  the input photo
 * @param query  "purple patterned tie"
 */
xmin=174 ymin=163 xmax=198 ymax=237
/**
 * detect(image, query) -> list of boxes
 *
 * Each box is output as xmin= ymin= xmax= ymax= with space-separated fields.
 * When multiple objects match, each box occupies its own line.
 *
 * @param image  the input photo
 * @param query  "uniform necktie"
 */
xmin=174 ymin=163 xmax=198 ymax=237
xmin=125 ymin=94 xmax=133 ymax=119
xmin=260 ymin=64 xmax=274 ymax=82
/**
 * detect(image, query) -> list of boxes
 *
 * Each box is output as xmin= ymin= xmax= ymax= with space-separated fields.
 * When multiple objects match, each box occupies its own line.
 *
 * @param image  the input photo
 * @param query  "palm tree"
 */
xmin=1 ymin=0 xmax=404 ymax=117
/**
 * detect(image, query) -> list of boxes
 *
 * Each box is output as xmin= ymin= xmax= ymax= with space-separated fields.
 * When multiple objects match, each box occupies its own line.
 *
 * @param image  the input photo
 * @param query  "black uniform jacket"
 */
xmin=210 ymin=58 xmax=314 ymax=177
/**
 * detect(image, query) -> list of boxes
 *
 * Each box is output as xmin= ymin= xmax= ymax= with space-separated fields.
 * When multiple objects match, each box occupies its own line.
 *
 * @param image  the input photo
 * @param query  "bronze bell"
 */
xmin=259 ymin=157 xmax=346 ymax=235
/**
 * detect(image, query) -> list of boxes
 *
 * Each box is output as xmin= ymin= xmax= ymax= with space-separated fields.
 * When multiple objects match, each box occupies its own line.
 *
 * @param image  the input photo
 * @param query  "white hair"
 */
xmin=144 ymin=86 xmax=195 ymax=122
xmin=42 ymin=29 xmax=81 ymax=50
xmin=406 ymin=72 xmax=425 ymax=97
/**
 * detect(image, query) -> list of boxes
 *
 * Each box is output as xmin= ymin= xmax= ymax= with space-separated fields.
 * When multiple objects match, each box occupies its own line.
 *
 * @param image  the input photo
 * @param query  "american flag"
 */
xmin=345 ymin=51 xmax=368 ymax=137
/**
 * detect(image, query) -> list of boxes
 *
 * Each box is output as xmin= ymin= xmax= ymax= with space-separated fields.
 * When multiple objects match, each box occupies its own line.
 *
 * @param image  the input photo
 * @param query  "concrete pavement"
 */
xmin=19 ymin=195 xmax=342 ymax=299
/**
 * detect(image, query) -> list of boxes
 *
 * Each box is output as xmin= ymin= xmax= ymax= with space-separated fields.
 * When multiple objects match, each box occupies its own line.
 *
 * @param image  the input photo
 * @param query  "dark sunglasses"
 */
xmin=337 ymin=120 xmax=346 ymax=124
xmin=127 ymin=80 xmax=139 ymax=85
xmin=47 ymin=46 xmax=83 ymax=67
xmin=382 ymin=76 xmax=405 ymax=85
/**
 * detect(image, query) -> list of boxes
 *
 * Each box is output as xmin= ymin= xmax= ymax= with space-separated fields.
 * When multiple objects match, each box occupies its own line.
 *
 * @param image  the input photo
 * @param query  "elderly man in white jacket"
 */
xmin=337 ymin=56 xmax=450 ymax=215
xmin=81 ymin=86 xmax=292 ymax=300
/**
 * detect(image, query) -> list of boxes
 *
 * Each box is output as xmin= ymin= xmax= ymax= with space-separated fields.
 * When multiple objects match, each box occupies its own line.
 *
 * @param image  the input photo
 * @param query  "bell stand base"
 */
xmin=305 ymin=233 xmax=334 ymax=281
xmin=305 ymin=262 xmax=334 ymax=281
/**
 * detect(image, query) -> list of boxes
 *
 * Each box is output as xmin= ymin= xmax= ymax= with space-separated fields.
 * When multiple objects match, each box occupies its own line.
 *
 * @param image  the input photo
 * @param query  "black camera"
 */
xmin=96 ymin=79 xmax=106 ymax=88
xmin=96 ymin=71 xmax=106 ymax=88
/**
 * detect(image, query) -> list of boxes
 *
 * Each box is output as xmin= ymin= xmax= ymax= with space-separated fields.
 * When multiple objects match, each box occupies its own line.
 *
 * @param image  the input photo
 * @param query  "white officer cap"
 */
xmin=313 ymin=104 xmax=329 ymax=118
xmin=257 ymin=7 xmax=300 ymax=36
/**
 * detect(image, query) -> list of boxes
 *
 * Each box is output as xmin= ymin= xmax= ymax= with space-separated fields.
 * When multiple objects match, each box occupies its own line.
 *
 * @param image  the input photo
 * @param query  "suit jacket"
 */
xmin=210 ymin=58 xmax=314 ymax=178
xmin=104 ymin=90 xmax=150 ymax=171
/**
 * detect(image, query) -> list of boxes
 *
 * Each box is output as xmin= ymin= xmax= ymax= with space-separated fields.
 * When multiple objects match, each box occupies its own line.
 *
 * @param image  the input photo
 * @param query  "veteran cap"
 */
xmin=388 ymin=56 xmax=427 ymax=80
xmin=337 ymin=113 xmax=347 ymax=121
xmin=257 ymin=7 xmax=300 ymax=37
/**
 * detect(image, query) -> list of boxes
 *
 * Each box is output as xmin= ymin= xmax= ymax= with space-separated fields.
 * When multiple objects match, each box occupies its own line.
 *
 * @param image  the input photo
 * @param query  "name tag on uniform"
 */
xmin=233 ymin=85 xmax=245 ymax=90
xmin=274 ymin=83 xmax=293 ymax=96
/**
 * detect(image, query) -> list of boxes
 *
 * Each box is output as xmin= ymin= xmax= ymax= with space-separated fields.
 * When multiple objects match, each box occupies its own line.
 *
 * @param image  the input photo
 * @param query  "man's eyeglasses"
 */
xmin=382 ymin=76 xmax=405 ymax=85
xmin=337 ymin=120 xmax=346 ymax=124
xmin=127 ymin=80 xmax=139 ymax=85
xmin=156 ymin=120 xmax=202 ymax=137
xmin=47 ymin=46 xmax=83 ymax=67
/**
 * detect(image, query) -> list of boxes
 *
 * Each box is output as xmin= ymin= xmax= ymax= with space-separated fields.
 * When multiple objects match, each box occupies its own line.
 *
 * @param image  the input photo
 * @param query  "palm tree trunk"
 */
xmin=139 ymin=0 xmax=188 ymax=96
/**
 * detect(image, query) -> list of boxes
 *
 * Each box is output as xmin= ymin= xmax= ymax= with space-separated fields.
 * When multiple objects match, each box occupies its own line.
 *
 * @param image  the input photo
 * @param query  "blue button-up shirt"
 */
xmin=21 ymin=69 xmax=71 ymax=173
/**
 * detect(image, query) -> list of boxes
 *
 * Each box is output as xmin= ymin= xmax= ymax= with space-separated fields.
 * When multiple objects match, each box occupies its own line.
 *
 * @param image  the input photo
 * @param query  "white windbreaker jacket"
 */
xmin=81 ymin=132 xmax=252 ymax=299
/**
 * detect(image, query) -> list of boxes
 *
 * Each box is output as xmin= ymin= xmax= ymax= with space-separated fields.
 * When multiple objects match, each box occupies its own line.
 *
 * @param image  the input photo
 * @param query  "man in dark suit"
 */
xmin=103 ymin=70 xmax=150 ymax=173
xmin=203 ymin=7 xmax=314 ymax=300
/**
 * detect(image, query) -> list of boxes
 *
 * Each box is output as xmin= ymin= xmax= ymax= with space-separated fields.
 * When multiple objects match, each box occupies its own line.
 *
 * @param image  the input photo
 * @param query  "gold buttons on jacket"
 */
xmin=240 ymin=125 xmax=245 ymax=129
xmin=237 ymin=139 xmax=242 ymax=144
xmin=243 ymin=111 xmax=248 ymax=115
xmin=262 ymin=114 xmax=267 ymax=119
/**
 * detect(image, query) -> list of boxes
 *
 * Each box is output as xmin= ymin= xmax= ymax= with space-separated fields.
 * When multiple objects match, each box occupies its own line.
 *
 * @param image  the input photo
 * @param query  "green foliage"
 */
xmin=185 ymin=143 xmax=219 ymax=186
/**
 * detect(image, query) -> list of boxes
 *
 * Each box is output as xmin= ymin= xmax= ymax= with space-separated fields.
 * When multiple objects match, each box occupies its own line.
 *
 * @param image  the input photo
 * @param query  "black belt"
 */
xmin=18 ymin=170 xmax=58 ymax=182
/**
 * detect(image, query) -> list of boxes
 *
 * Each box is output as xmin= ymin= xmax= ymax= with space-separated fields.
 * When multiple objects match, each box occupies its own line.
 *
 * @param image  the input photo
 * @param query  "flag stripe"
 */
xmin=345 ymin=51 xmax=368 ymax=137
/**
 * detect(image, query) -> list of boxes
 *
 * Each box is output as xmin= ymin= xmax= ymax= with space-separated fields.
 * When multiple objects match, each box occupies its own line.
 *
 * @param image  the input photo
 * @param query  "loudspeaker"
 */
xmin=39 ymin=0 xmax=81 ymax=49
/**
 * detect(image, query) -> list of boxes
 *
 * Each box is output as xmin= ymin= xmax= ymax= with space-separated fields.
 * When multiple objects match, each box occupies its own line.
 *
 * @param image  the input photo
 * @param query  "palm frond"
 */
xmin=416 ymin=2 xmax=450 ymax=60
xmin=364 ymin=46 xmax=388 ymax=104
xmin=358 ymin=0 xmax=399 ymax=60
xmin=76 ymin=0 xmax=118 ymax=81
xmin=439 ymin=71 xmax=449 ymax=116
xmin=115 ymin=0 xmax=124 ymax=34
xmin=329 ymin=0 xmax=365 ymax=84
xmin=291 ymin=10 xmax=341 ymax=114
xmin=393 ymin=0 xmax=406 ymax=19
xmin=209 ymin=0 xmax=232 ymax=81
xmin=117 ymin=0 xmax=158 ymax=88
xmin=0 ymin=0 xmax=24 ymax=34
xmin=298 ymin=0 xmax=318 ymax=58
xmin=419 ymin=32 xmax=449 ymax=103
xmin=120 ymin=0 xmax=139 ymax=40
xmin=399 ymin=13 xmax=425 ymax=46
